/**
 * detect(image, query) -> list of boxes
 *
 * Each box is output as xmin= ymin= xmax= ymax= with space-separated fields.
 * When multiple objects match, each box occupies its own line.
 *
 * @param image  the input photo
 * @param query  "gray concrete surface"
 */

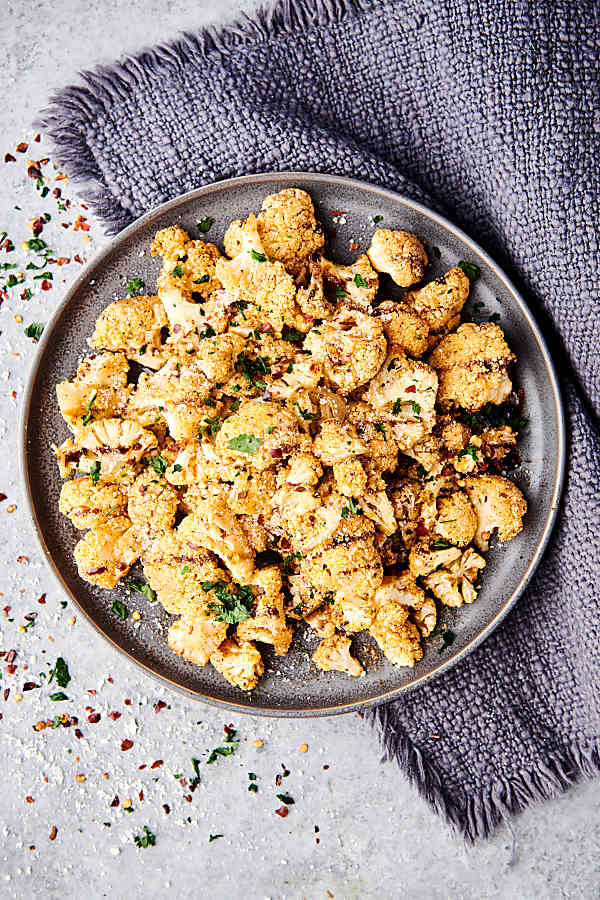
xmin=1 ymin=2 xmax=598 ymax=898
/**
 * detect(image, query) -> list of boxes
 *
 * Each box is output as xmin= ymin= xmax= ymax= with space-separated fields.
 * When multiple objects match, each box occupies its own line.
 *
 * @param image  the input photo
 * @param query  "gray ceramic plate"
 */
xmin=20 ymin=172 xmax=565 ymax=716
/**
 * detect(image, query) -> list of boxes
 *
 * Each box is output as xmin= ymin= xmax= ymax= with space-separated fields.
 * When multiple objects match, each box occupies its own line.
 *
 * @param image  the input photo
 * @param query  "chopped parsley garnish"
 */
xmin=202 ymin=580 xmax=254 ymax=624
xmin=129 ymin=579 xmax=156 ymax=602
xmin=111 ymin=599 xmax=128 ymax=620
xmin=409 ymin=400 xmax=422 ymax=416
xmin=227 ymin=433 xmax=263 ymax=455
xmin=235 ymin=351 xmax=271 ymax=388
xmin=372 ymin=214 xmax=383 ymax=224
xmin=374 ymin=423 xmax=387 ymax=440
xmin=190 ymin=757 xmax=202 ymax=791
xmin=458 ymin=442 xmax=478 ymax=461
xmin=437 ymin=629 xmax=456 ymax=654
xmin=82 ymin=390 xmax=97 ymax=426
xmin=194 ymin=274 xmax=210 ymax=285
xmin=27 ymin=237 xmax=48 ymax=253
xmin=276 ymin=793 xmax=295 ymax=805
xmin=148 ymin=454 xmax=168 ymax=475
xmin=49 ymin=692 xmax=69 ymax=701
xmin=392 ymin=398 xmax=403 ymax=415
xmin=200 ymin=416 xmax=222 ymax=437
xmin=230 ymin=398 xmax=241 ymax=412
xmin=334 ymin=286 xmax=346 ymax=297
xmin=458 ymin=260 xmax=481 ymax=281
xmin=172 ymin=463 xmax=183 ymax=472
xmin=24 ymin=322 xmax=44 ymax=342
xmin=459 ymin=399 xmax=526 ymax=434
xmin=430 ymin=538 xmax=453 ymax=550
xmin=353 ymin=273 xmax=369 ymax=288
xmin=281 ymin=324 xmax=304 ymax=344
xmin=199 ymin=325 xmax=216 ymax=338
xmin=198 ymin=217 xmax=213 ymax=233
xmin=431 ymin=246 xmax=441 ymax=259
xmin=89 ymin=461 xmax=101 ymax=486
xmin=127 ymin=277 xmax=145 ymax=294
xmin=207 ymin=728 xmax=240 ymax=763
xmin=248 ymin=783 xmax=258 ymax=793
xmin=250 ymin=249 xmax=267 ymax=262
xmin=134 ymin=826 xmax=156 ymax=848
xmin=209 ymin=834 xmax=223 ymax=842
xmin=171 ymin=264 xmax=185 ymax=278
xmin=292 ymin=400 xmax=318 ymax=421
xmin=48 ymin=657 xmax=70 ymax=688
xmin=342 ymin=497 xmax=362 ymax=518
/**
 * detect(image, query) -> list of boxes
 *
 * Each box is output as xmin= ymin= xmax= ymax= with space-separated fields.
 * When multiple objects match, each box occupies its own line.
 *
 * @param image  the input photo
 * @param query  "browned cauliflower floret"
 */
xmin=142 ymin=530 xmax=226 ymax=616
xmin=281 ymin=452 xmax=323 ymax=487
xmin=210 ymin=638 xmax=264 ymax=691
xmin=73 ymin=516 xmax=138 ymax=588
xmin=179 ymin=500 xmax=255 ymax=582
xmin=150 ymin=225 xmax=189 ymax=259
xmin=480 ymin=426 xmax=518 ymax=461
xmin=369 ymin=580 xmax=424 ymax=669
xmin=127 ymin=469 xmax=179 ymax=536
xmin=236 ymin=567 xmax=293 ymax=656
xmin=332 ymin=457 xmax=367 ymax=497
xmin=367 ymin=229 xmax=428 ymax=286
xmin=56 ymin=351 xmax=131 ymax=433
xmin=404 ymin=267 xmax=470 ymax=345
xmin=408 ymin=539 xmax=462 ymax=577
xmin=363 ymin=352 xmax=437 ymax=451
xmin=90 ymin=295 xmax=168 ymax=370
xmin=429 ymin=323 xmax=516 ymax=411
xmin=375 ymin=572 xmax=437 ymax=634
xmin=256 ymin=188 xmax=325 ymax=282
xmin=464 ymin=474 xmax=527 ymax=551
xmin=127 ymin=358 xmax=213 ymax=440
xmin=321 ymin=254 xmax=379 ymax=313
xmin=296 ymin=259 xmax=333 ymax=320
xmin=194 ymin=332 xmax=245 ymax=383
xmin=59 ymin=477 xmax=127 ymax=530
xmin=313 ymin=420 xmax=368 ymax=465
xmin=375 ymin=300 xmax=430 ymax=357
xmin=216 ymin=399 xmax=308 ymax=472
xmin=304 ymin=308 xmax=387 ymax=394
xmin=439 ymin=416 xmax=472 ymax=454
xmin=167 ymin=612 xmax=228 ymax=667
xmin=423 ymin=547 xmax=486 ymax=607
xmin=360 ymin=491 xmax=397 ymax=536
xmin=312 ymin=634 xmax=364 ymax=677
xmin=434 ymin=491 xmax=478 ymax=547
xmin=64 ymin=418 xmax=157 ymax=481
xmin=286 ymin=575 xmax=332 ymax=619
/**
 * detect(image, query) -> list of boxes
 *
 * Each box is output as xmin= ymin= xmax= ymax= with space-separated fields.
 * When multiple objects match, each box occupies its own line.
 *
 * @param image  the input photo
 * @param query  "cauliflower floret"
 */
xmin=127 ymin=357 xmax=213 ymax=440
xmin=282 ymin=452 xmax=323 ymax=487
xmin=178 ymin=500 xmax=255 ymax=582
xmin=360 ymin=491 xmax=397 ymax=536
xmin=464 ymin=474 xmax=527 ymax=551
xmin=296 ymin=259 xmax=333 ymax=320
xmin=404 ymin=267 xmax=470 ymax=344
xmin=90 ymin=294 xmax=168 ymax=370
xmin=68 ymin=418 xmax=157 ymax=481
xmin=408 ymin=539 xmax=462 ymax=577
xmin=313 ymin=420 xmax=368 ymax=465
xmin=73 ymin=516 xmax=138 ymax=588
xmin=312 ymin=634 xmax=364 ymax=677
xmin=480 ymin=426 xmax=518 ymax=462
xmin=369 ymin=592 xmax=424 ymax=669
xmin=423 ymin=547 xmax=486 ymax=607
xmin=375 ymin=572 xmax=436 ymax=634
xmin=439 ymin=416 xmax=472 ymax=454
xmin=216 ymin=399 xmax=308 ymax=472
xmin=305 ymin=308 xmax=387 ymax=395
xmin=58 ymin=477 xmax=127 ymax=530
xmin=168 ymin=612 xmax=228 ymax=667
xmin=375 ymin=300 xmax=430 ymax=357
xmin=256 ymin=188 xmax=325 ymax=281
xmin=367 ymin=229 xmax=428 ymax=286
xmin=321 ymin=254 xmax=379 ymax=313
xmin=236 ymin=566 xmax=293 ymax=655
xmin=142 ymin=530 xmax=226 ymax=617
xmin=332 ymin=457 xmax=367 ymax=497
xmin=363 ymin=352 xmax=437 ymax=451
xmin=194 ymin=332 xmax=245 ymax=383
xmin=429 ymin=323 xmax=516 ymax=411
xmin=56 ymin=351 xmax=131 ymax=433
xmin=286 ymin=575 xmax=333 ymax=619
xmin=127 ymin=469 xmax=179 ymax=536
xmin=303 ymin=602 xmax=342 ymax=637
xmin=434 ymin=491 xmax=478 ymax=547
xmin=150 ymin=225 xmax=189 ymax=259
xmin=210 ymin=638 xmax=264 ymax=691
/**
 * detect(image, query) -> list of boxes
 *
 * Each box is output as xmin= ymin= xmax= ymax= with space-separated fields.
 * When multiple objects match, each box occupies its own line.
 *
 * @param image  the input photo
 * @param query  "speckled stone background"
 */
xmin=1 ymin=2 xmax=598 ymax=899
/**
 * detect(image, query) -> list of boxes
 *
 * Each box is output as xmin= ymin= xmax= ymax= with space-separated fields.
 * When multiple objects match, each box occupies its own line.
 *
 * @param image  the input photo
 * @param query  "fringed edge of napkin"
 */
xmin=368 ymin=704 xmax=600 ymax=842
xmin=37 ymin=0 xmax=375 ymax=234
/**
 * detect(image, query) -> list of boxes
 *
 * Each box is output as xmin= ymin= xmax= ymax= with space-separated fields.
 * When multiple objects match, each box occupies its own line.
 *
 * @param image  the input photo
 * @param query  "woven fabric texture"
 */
xmin=41 ymin=0 xmax=599 ymax=840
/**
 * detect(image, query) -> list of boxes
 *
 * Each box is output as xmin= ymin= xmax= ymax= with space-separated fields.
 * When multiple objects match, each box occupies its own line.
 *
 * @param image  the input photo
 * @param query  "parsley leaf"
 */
xmin=202 ymin=580 xmax=254 ymax=624
xmin=24 ymin=322 xmax=44 ymax=342
xmin=111 ymin=599 xmax=128 ymax=620
xmin=207 ymin=729 xmax=240 ymax=763
xmin=250 ymin=249 xmax=267 ymax=262
xmin=281 ymin=324 xmax=304 ymax=344
xmin=82 ymin=390 xmax=97 ymax=426
xmin=148 ymin=454 xmax=168 ymax=475
xmin=458 ymin=442 xmax=478 ymax=461
xmin=89 ymin=461 xmax=101 ymax=486
xmin=353 ymin=273 xmax=369 ymax=288
xmin=127 ymin=277 xmax=145 ymax=294
xmin=430 ymin=538 xmax=453 ymax=550
xmin=48 ymin=657 xmax=70 ymax=688
xmin=49 ymin=692 xmax=69 ymax=701
xmin=437 ymin=629 xmax=456 ymax=654
xmin=129 ymin=579 xmax=156 ymax=602
xmin=431 ymin=246 xmax=441 ymax=259
xmin=227 ymin=434 xmax=263 ymax=455
xmin=134 ymin=826 xmax=156 ymax=848
xmin=292 ymin=400 xmax=318 ymax=421
xmin=392 ymin=398 xmax=403 ymax=415
xmin=209 ymin=834 xmax=223 ymax=842
xmin=198 ymin=217 xmax=213 ymax=234
xmin=334 ymin=286 xmax=346 ymax=297
xmin=276 ymin=793 xmax=295 ymax=805
xmin=372 ymin=214 xmax=383 ymax=224
xmin=171 ymin=264 xmax=185 ymax=278
xmin=409 ymin=400 xmax=422 ymax=416
xmin=458 ymin=260 xmax=481 ymax=281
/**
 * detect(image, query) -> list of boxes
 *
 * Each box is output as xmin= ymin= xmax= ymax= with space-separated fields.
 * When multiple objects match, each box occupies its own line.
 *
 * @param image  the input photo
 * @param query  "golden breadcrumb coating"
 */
xmin=141 ymin=530 xmax=226 ymax=617
xmin=423 ymin=546 xmax=486 ymax=607
xmin=90 ymin=295 xmax=168 ymax=370
xmin=333 ymin=457 xmax=367 ymax=497
xmin=210 ymin=638 xmax=264 ymax=691
xmin=367 ymin=229 xmax=428 ymax=286
xmin=168 ymin=612 xmax=228 ymax=667
xmin=464 ymin=474 xmax=527 ymax=551
xmin=59 ymin=477 xmax=127 ymax=530
xmin=73 ymin=516 xmax=138 ymax=588
xmin=369 ymin=585 xmax=424 ymax=669
xmin=404 ymin=267 xmax=470 ymax=344
xmin=216 ymin=399 xmax=308 ymax=472
xmin=256 ymin=188 xmax=325 ymax=281
xmin=127 ymin=469 xmax=179 ymax=536
xmin=305 ymin=308 xmax=387 ymax=394
xmin=321 ymin=254 xmax=379 ymax=313
xmin=312 ymin=634 xmax=364 ymax=677
xmin=434 ymin=491 xmax=478 ymax=547
xmin=56 ymin=351 xmax=131 ymax=433
xmin=375 ymin=300 xmax=430 ymax=357
xmin=429 ymin=322 xmax=516 ymax=411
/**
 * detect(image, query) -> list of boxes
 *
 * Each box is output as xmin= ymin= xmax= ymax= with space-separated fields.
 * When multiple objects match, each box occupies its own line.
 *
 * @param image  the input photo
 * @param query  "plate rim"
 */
xmin=19 ymin=171 xmax=566 ymax=717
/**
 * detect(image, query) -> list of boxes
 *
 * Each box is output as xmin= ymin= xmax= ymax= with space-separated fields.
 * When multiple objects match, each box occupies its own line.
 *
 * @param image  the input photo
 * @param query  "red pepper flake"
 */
xmin=6 ymin=650 xmax=16 ymax=664
xmin=108 ymin=711 xmax=121 ymax=721
xmin=0 ymin=494 xmax=6 ymax=502
xmin=184 ymin=794 xmax=192 ymax=803
xmin=73 ymin=215 xmax=90 ymax=232
xmin=323 ymin=765 xmax=329 ymax=770
xmin=17 ymin=555 xmax=28 ymax=565
xmin=405 ymin=385 xmax=417 ymax=393
xmin=3 ymin=689 xmax=10 ymax=701
xmin=31 ymin=217 xmax=44 ymax=236
xmin=88 ymin=689 xmax=97 ymax=696
xmin=15 ymin=142 xmax=28 ymax=153
xmin=154 ymin=700 xmax=166 ymax=713
xmin=81 ymin=203 xmax=88 ymax=209
xmin=41 ymin=279 xmax=52 ymax=291
xmin=275 ymin=805 xmax=289 ymax=818
xmin=73 ymin=254 xmax=84 ymax=264
xmin=5 ymin=665 xmax=17 ymax=675
xmin=87 ymin=712 xmax=101 ymax=724
xmin=349 ymin=242 xmax=359 ymax=252
xmin=415 ymin=523 xmax=429 ymax=537
xmin=330 ymin=210 xmax=347 ymax=216
xmin=49 ymin=826 xmax=57 ymax=841
xmin=25 ymin=796 xmax=35 ymax=804
xmin=23 ymin=682 xmax=38 ymax=692
xmin=74 ymin=728 xmax=83 ymax=739
xmin=121 ymin=739 xmax=133 ymax=751
xmin=124 ymin=698 xmax=132 ymax=706
xmin=138 ymin=764 xmax=147 ymax=770
xmin=110 ymin=795 xmax=119 ymax=808
xmin=56 ymin=256 xmax=70 ymax=266
xmin=4 ymin=153 xmax=16 ymax=163
xmin=162 ymin=804 xmax=170 ymax=815
xmin=37 ymin=594 xmax=46 ymax=604
xmin=107 ymin=677 xmax=114 ymax=684
xmin=151 ymin=760 xmax=163 ymax=769
xmin=138 ymin=790 xmax=144 ymax=802
xmin=27 ymin=164 xmax=42 ymax=180
xmin=34 ymin=133 xmax=41 ymax=143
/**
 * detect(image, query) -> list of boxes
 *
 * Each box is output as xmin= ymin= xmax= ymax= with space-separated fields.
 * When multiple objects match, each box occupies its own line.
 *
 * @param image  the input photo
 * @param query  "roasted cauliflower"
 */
xmin=367 ymin=228 xmax=428 ymax=286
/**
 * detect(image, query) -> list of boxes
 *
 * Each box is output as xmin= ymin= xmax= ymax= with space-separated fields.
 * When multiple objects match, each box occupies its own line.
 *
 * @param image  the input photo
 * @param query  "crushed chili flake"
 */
xmin=34 ymin=133 xmax=41 ymax=143
xmin=108 ymin=711 xmax=121 ymax=721
xmin=110 ymin=795 xmax=119 ymax=808
xmin=405 ymin=384 xmax=417 ymax=393
xmin=275 ymin=805 xmax=289 ymax=818
xmin=37 ymin=594 xmax=46 ymax=604
xmin=138 ymin=790 xmax=144 ymax=802
xmin=17 ymin=555 xmax=28 ymax=564
xmin=138 ymin=764 xmax=147 ymax=771
xmin=16 ymin=142 xmax=28 ymax=153
xmin=74 ymin=728 xmax=83 ymax=739
xmin=124 ymin=698 xmax=132 ymax=706
xmin=25 ymin=796 xmax=35 ymax=804
xmin=22 ymin=682 xmax=38 ymax=691
xmin=88 ymin=712 xmax=101 ymax=724
xmin=154 ymin=700 xmax=166 ymax=713
xmin=27 ymin=164 xmax=41 ymax=180
xmin=75 ymin=774 xmax=86 ymax=783
xmin=162 ymin=804 xmax=170 ymax=815
xmin=0 ymin=494 xmax=6 ymax=502
xmin=41 ymin=279 xmax=52 ymax=291
xmin=4 ymin=153 xmax=16 ymax=163
xmin=6 ymin=649 xmax=16 ymax=664
xmin=30 ymin=217 xmax=44 ymax=235
xmin=151 ymin=760 xmax=163 ymax=769
xmin=121 ymin=739 xmax=134 ymax=751
xmin=49 ymin=826 xmax=57 ymax=841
